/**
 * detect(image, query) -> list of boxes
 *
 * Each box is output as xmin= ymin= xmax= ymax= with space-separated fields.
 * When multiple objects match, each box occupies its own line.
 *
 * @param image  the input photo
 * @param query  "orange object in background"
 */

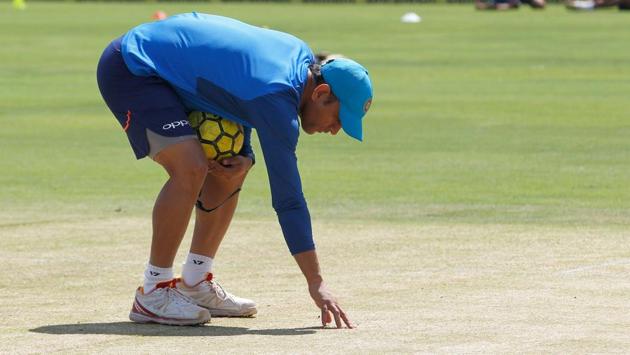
xmin=152 ymin=11 xmax=167 ymax=20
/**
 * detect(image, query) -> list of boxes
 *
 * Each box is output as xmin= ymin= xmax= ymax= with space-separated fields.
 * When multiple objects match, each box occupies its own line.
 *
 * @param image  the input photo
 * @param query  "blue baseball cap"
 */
xmin=321 ymin=58 xmax=373 ymax=141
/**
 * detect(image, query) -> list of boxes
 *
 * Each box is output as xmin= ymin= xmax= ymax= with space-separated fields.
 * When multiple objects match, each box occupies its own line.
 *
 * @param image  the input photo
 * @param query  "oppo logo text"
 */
xmin=162 ymin=120 xmax=190 ymax=130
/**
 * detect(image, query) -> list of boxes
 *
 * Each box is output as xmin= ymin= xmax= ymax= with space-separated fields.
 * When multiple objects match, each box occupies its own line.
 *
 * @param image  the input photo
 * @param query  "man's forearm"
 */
xmin=293 ymin=249 xmax=323 ymax=285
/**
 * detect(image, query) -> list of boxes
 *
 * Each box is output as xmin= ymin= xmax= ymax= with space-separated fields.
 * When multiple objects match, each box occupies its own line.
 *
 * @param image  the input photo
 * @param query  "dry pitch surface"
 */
xmin=1 ymin=216 xmax=629 ymax=353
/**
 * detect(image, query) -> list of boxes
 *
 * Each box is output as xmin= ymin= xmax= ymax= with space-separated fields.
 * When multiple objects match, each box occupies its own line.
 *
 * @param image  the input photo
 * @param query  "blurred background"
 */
xmin=1 ymin=0 xmax=628 ymax=227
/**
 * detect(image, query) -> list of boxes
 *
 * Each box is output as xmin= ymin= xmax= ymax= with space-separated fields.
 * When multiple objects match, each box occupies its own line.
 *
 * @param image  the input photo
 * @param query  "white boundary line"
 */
xmin=558 ymin=259 xmax=630 ymax=275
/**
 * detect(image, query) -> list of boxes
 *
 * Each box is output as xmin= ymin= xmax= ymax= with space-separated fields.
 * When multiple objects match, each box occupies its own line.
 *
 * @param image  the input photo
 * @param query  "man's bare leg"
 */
xmin=176 ymin=165 xmax=257 ymax=317
xmin=128 ymin=139 xmax=212 ymax=326
xmin=189 ymin=171 xmax=247 ymax=258
xmin=150 ymin=139 xmax=208 ymax=267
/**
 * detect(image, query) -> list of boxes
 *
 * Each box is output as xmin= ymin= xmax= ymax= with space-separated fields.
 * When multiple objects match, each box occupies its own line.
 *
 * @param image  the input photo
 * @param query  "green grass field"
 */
xmin=1 ymin=2 xmax=630 ymax=353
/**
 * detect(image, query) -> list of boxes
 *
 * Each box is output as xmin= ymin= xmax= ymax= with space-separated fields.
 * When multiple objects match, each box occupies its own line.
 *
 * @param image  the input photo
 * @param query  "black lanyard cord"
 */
xmin=195 ymin=187 xmax=242 ymax=213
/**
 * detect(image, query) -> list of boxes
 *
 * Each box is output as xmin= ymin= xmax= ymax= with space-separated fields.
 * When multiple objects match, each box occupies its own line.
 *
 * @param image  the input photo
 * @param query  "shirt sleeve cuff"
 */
xmin=276 ymin=206 xmax=315 ymax=255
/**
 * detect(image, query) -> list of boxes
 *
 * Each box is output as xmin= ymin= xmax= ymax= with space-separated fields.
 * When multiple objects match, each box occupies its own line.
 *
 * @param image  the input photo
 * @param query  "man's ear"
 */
xmin=311 ymin=83 xmax=332 ymax=101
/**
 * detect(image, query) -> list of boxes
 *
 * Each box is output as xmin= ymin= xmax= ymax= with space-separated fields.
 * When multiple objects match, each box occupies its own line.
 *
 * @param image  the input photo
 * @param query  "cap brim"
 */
xmin=339 ymin=103 xmax=363 ymax=142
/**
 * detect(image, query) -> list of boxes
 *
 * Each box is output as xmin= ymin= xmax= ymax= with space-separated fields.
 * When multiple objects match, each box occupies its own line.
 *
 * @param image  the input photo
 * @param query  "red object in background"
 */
xmin=152 ymin=11 xmax=168 ymax=20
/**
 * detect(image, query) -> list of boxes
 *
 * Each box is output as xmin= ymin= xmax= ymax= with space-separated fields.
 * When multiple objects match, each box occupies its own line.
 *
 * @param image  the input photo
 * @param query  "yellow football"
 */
xmin=188 ymin=111 xmax=244 ymax=160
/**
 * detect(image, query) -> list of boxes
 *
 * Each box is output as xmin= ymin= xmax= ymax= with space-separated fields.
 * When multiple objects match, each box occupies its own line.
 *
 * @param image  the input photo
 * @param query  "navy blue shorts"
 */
xmin=96 ymin=37 xmax=195 ymax=159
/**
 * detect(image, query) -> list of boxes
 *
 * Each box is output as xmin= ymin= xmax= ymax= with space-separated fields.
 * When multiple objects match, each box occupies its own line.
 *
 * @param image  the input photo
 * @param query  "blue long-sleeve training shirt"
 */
xmin=121 ymin=12 xmax=315 ymax=254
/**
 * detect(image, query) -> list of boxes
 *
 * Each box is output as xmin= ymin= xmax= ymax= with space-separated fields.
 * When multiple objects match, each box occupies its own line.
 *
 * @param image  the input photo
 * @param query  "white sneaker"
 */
xmin=129 ymin=279 xmax=211 ymax=326
xmin=176 ymin=273 xmax=257 ymax=317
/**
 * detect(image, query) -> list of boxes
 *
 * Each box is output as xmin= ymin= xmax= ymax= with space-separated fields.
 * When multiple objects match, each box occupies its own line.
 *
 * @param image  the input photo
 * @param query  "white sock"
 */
xmin=182 ymin=252 xmax=213 ymax=286
xmin=143 ymin=264 xmax=173 ymax=293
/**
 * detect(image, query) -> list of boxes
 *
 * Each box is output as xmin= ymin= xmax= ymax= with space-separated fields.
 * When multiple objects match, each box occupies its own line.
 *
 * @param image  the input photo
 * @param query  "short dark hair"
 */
xmin=309 ymin=63 xmax=337 ymax=104
xmin=309 ymin=63 xmax=326 ymax=86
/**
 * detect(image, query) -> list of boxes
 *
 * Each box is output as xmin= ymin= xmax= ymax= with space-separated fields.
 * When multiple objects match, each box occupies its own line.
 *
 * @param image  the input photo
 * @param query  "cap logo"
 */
xmin=363 ymin=99 xmax=372 ymax=113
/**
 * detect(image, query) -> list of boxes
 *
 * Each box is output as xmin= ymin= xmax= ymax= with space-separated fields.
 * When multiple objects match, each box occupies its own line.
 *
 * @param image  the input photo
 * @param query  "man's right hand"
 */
xmin=293 ymin=250 xmax=355 ymax=329
xmin=308 ymin=279 xmax=355 ymax=329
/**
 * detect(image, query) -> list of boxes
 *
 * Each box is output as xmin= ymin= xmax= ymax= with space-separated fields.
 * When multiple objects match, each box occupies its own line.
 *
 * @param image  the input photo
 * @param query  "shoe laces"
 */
xmin=155 ymin=279 xmax=197 ymax=308
xmin=197 ymin=273 xmax=230 ymax=301
xmin=210 ymin=281 xmax=230 ymax=301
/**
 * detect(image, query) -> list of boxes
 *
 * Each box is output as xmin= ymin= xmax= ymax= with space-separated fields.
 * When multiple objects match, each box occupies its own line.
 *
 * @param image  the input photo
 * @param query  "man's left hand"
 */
xmin=207 ymin=155 xmax=253 ymax=180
